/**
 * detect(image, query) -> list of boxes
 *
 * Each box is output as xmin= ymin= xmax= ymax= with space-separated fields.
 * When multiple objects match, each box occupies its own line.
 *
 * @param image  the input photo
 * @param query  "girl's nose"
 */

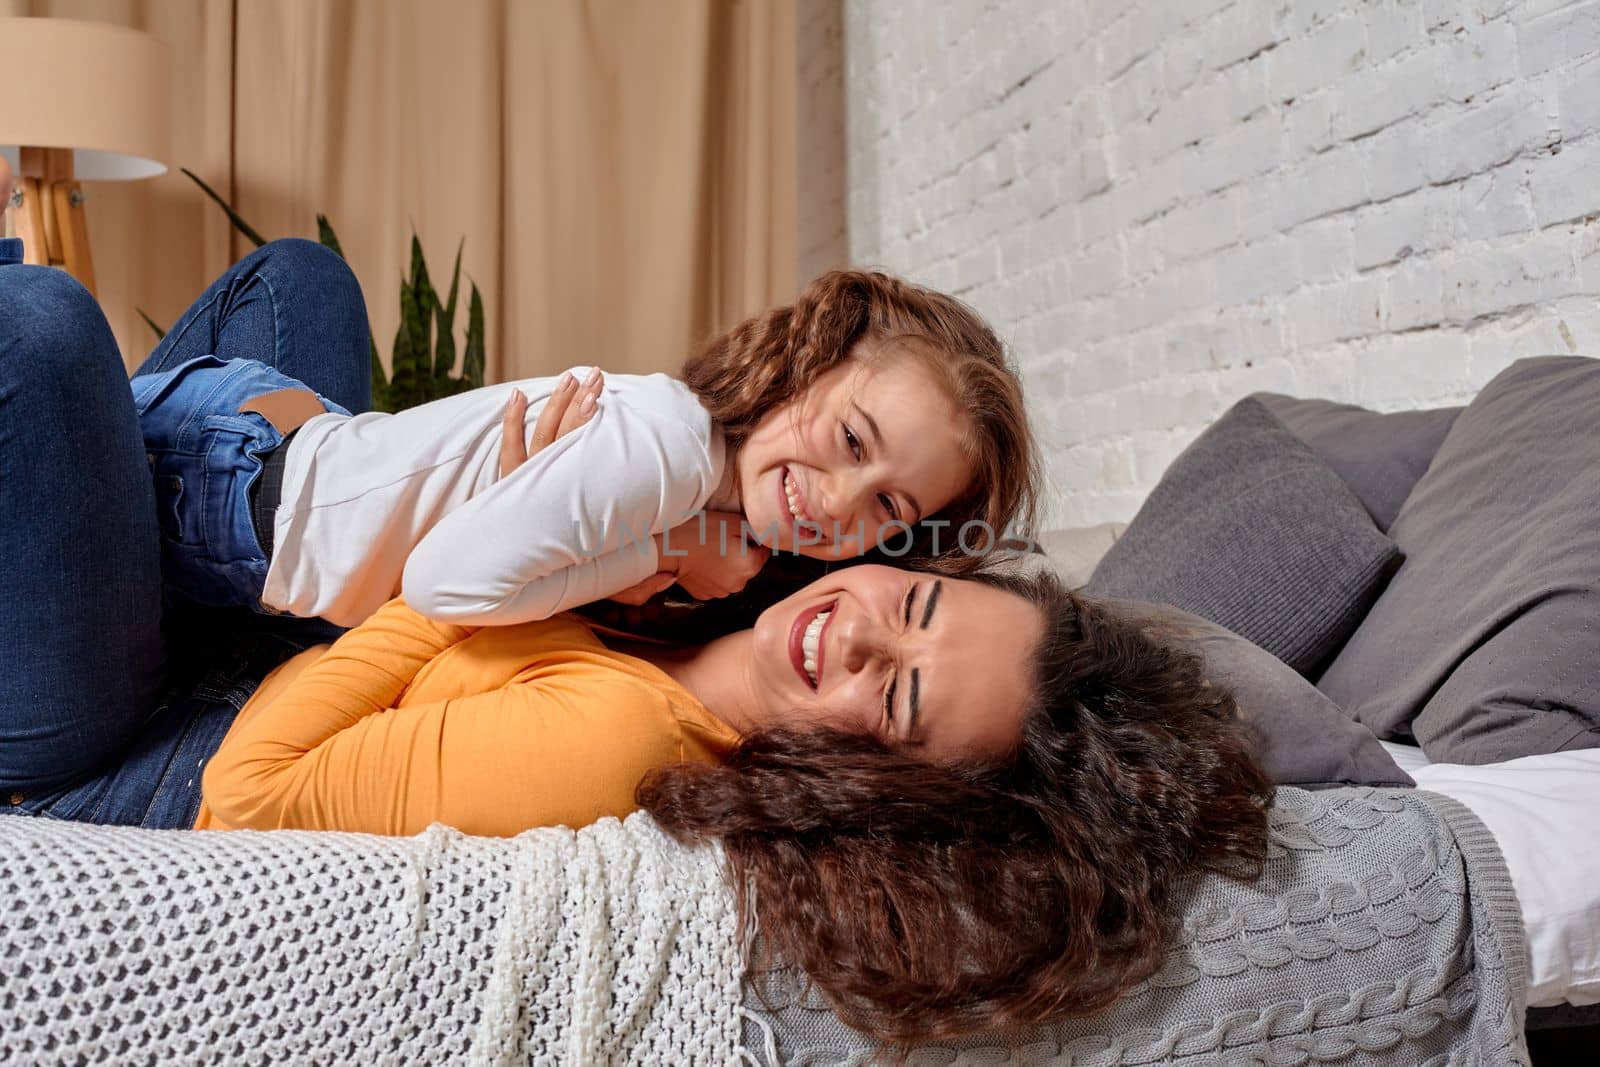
xmin=818 ymin=473 xmax=865 ymax=531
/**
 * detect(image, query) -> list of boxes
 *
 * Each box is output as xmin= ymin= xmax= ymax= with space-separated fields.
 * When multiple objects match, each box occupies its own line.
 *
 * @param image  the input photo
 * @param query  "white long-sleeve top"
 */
xmin=260 ymin=368 xmax=726 ymax=627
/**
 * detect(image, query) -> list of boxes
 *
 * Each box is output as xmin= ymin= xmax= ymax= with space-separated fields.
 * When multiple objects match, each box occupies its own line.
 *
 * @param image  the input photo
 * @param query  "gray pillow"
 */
xmin=1106 ymin=599 xmax=1412 ymax=789
xmin=1255 ymin=393 xmax=1461 ymax=531
xmin=1086 ymin=397 xmax=1402 ymax=674
xmin=1318 ymin=356 xmax=1600 ymax=764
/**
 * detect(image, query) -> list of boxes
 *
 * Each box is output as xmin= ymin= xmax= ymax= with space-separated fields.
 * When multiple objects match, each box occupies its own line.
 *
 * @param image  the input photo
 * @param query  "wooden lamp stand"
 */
xmin=12 ymin=147 xmax=97 ymax=297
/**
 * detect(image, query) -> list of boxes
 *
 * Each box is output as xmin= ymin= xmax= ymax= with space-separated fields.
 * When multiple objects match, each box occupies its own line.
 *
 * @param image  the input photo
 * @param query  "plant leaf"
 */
xmin=463 ymin=282 xmax=486 ymax=389
xmin=434 ymin=240 xmax=463 ymax=380
xmin=181 ymin=167 xmax=268 ymax=248
xmin=390 ymin=278 xmax=418 ymax=411
xmin=409 ymin=235 xmax=425 ymax=290
xmin=406 ymin=239 xmax=435 ymax=393
xmin=396 ymin=273 xmax=437 ymax=412
xmin=443 ymin=239 xmax=463 ymax=324
xmin=368 ymin=337 xmax=391 ymax=413
xmin=136 ymin=307 xmax=167 ymax=341
xmin=316 ymin=215 xmax=348 ymax=260
xmin=433 ymin=303 xmax=457 ymax=383
xmin=357 ymin=233 xmax=489 ymax=412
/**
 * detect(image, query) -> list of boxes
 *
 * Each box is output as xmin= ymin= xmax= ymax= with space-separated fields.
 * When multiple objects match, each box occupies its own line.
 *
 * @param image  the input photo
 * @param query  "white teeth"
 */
xmin=784 ymin=470 xmax=804 ymax=521
xmin=801 ymin=609 xmax=830 ymax=685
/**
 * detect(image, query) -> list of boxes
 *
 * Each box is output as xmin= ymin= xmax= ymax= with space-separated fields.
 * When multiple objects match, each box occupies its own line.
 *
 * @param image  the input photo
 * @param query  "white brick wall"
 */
xmin=844 ymin=0 xmax=1600 ymax=528
xmin=797 ymin=0 xmax=849 ymax=281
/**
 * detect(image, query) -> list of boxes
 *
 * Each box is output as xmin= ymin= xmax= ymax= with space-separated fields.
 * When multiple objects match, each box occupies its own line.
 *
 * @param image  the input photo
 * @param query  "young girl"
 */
xmin=136 ymin=241 xmax=1038 ymax=627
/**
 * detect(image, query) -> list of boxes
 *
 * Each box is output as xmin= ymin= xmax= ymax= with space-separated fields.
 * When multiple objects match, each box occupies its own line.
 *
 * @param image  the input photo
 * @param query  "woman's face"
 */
xmin=748 ymin=564 xmax=1043 ymax=764
xmin=735 ymin=344 xmax=974 ymax=560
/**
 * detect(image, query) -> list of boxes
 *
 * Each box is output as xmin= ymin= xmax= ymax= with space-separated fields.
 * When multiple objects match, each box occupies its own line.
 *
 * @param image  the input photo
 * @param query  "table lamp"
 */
xmin=0 ymin=17 xmax=171 ymax=298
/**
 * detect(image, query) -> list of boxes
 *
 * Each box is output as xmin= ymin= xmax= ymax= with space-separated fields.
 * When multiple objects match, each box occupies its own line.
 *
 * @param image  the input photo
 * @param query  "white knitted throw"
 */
xmin=0 ymin=813 xmax=744 ymax=1065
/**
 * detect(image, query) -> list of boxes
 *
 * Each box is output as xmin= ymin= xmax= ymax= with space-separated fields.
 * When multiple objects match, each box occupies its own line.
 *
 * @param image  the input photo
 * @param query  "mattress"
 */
xmin=1380 ymin=740 xmax=1600 ymax=1010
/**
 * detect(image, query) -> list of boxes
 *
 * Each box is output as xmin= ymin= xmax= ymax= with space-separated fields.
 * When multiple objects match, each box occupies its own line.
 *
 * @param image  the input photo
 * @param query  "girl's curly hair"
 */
xmin=637 ymin=569 xmax=1274 ymax=1046
xmin=683 ymin=269 xmax=1040 ymax=573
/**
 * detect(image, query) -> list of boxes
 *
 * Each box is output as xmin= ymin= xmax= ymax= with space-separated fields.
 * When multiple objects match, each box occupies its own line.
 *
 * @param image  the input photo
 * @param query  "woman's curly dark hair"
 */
xmin=637 ymin=568 xmax=1274 ymax=1046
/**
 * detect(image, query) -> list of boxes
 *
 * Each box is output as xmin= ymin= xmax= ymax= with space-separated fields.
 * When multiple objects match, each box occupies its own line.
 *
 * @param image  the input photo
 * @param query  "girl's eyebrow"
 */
xmin=851 ymin=401 xmax=884 ymax=449
xmin=854 ymin=400 xmax=922 ymax=519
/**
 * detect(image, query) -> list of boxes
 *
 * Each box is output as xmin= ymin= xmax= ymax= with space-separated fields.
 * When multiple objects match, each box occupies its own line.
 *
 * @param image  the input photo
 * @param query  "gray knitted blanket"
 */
xmin=740 ymin=787 xmax=1531 ymax=1066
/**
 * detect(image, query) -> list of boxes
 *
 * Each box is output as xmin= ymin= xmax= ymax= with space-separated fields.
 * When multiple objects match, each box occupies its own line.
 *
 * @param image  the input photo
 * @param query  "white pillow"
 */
xmin=1379 ymin=739 xmax=1433 ymax=777
xmin=1413 ymin=749 xmax=1600 ymax=1008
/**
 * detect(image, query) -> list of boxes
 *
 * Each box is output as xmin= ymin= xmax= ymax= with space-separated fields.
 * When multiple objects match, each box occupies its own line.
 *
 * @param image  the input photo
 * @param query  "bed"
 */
xmin=1388 ymin=742 xmax=1600 ymax=1016
xmin=4 ymin=360 xmax=1599 ymax=1063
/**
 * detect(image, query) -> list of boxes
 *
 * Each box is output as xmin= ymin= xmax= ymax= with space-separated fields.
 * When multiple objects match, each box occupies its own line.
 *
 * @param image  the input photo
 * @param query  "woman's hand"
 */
xmin=498 ymin=368 xmax=603 ymax=479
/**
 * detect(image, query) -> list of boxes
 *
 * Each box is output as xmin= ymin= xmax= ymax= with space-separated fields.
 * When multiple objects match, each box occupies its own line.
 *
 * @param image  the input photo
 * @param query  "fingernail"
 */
xmin=558 ymin=371 xmax=574 ymax=388
xmin=585 ymin=367 xmax=601 ymax=387
xmin=580 ymin=393 xmax=597 ymax=415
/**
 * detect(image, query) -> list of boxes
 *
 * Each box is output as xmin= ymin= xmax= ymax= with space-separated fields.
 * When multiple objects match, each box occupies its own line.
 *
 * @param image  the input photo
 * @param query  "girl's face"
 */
xmin=735 ymin=344 xmax=974 ymax=559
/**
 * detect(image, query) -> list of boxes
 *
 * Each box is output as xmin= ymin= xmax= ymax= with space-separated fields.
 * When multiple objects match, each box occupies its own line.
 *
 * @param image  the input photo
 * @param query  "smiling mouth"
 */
xmin=787 ymin=599 xmax=836 ymax=689
xmin=780 ymin=466 xmax=826 ymax=539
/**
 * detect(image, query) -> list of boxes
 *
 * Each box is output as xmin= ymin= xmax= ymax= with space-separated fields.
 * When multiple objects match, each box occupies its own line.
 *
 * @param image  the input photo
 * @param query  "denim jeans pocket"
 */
xmin=154 ymin=469 xmax=193 ymax=545
xmin=148 ymin=414 xmax=272 ymax=566
xmin=200 ymin=413 xmax=278 ymax=562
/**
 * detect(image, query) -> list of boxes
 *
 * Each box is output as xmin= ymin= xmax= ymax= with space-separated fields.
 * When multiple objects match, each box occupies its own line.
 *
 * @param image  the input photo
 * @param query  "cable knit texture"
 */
xmin=0 ymin=813 xmax=743 ymax=1065
xmin=740 ymin=788 xmax=1530 ymax=1066
xmin=0 ymin=790 xmax=1525 ymax=1065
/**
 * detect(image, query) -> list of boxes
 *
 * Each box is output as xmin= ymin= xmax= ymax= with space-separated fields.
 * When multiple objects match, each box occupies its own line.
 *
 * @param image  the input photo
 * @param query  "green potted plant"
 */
xmin=142 ymin=168 xmax=485 ymax=413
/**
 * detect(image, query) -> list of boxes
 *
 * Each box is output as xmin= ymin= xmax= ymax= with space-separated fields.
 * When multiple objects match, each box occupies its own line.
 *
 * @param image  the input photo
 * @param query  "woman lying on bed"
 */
xmin=0 ymin=250 xmax=1272 ymax=1043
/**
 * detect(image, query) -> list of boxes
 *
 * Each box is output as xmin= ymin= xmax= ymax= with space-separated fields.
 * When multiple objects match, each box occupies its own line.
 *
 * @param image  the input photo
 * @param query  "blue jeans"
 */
xmin=133 ymin=355 xmax=350 ymax=610
xmin=0 ymin=239 xmax=370 ymax=825
xmin=134 ymin=238 xmax=369 ymax=611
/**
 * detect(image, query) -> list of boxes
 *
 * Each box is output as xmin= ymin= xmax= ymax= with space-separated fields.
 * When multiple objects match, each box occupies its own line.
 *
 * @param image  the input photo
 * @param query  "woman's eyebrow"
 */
xmin=907 ymin=578 xmax=943 ymax=738
xmin=909 ymin=667 xmax=921 ymax=739
xmin=919 ymin=579 xmax=942 ymax=629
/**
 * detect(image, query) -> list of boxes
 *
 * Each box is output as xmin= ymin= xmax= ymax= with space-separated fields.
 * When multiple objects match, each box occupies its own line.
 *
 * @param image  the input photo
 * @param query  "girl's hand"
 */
xmin=653 ymin=511 xmax=771 ymax=600
xmin=495 ymin=368 xmax=675 ymax=607
xmin=498 ymin=368 xmax=603 ymax=479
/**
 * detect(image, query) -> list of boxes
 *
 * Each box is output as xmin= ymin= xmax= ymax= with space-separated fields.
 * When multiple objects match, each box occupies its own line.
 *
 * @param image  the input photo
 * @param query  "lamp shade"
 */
xmin=0 ymin=17 xmax=171 ymax=180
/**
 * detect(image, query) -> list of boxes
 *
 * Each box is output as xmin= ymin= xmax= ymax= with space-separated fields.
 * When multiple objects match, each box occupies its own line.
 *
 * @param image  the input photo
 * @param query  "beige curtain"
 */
xmin=6 ymin=0 xmax=799 ymax=380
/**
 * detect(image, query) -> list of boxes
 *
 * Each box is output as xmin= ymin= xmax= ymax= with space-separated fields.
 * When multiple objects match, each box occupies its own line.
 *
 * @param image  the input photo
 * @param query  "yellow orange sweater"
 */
xmin=195 ymin=598 xmax=738 ymax=836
